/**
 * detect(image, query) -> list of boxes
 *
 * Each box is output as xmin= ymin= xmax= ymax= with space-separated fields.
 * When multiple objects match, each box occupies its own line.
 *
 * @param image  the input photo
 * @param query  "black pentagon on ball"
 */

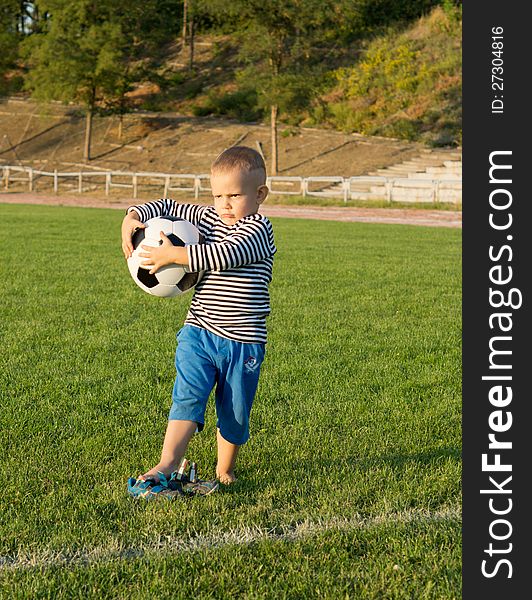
xmin=166 ymin=233 xmax=185 ymax=247
xmin=131 ymin=227 xmax=146 ymax=250
xmin=137 ymin=267 xmax=159 ymax=288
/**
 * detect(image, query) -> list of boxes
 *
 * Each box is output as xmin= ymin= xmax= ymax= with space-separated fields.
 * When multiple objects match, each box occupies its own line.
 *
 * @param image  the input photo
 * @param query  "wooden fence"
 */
xmin=1 ymin=165 xmax=462 ymax=203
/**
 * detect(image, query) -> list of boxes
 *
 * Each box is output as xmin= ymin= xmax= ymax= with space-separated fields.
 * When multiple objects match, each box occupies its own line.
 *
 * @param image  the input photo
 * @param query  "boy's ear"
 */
xmin=256 ymin=184 xmax=269 ymax=204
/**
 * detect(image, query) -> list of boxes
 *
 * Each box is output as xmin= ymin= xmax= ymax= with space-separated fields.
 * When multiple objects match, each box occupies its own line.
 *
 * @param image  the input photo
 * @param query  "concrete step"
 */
xmin=407 ymin=172 xmax=461 ymax=181
xmin=350 ymin=191 xmax=379 ymax=200
xmin=376 ymin=170 xmax=413 ymax=177
xmin=399 ymin=160 xmax=440 ymax=169
xmin=375 ymin=168 xmax=413 ymax=177
xmin=327 ymin=177 xmax=462 ymax=203
xmin=403 ymin=159 xmax=453 ymax=168
xmin=368 ymin=186 xmax=433 ymax=201
xmin=426 ymin=165 xmax=462 ymax=175
xmin=393 ymin=179 xmax=436 ymax=188
xmin=349 ymin=184 xmax=374 ymax=192
xmin=370 ymin=153 xmax=461 ymax=177
xmin=369 ymin=184 xmax=390 ymax=195
xmin=389 ymin=187 xmax=461 ymax=203
xmin=305 ymin=180 xmax=462 ymax=202
xmin=383 ymin=164 xmax=414 ymax=171
xmin=420 ymin=148 xmax=462 ymax=158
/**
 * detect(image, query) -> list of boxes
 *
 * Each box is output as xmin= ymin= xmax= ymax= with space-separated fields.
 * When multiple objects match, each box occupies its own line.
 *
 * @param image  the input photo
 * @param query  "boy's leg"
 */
xmin=138 ymin=325 xmax=216 ymax=483
xmin=216 ymin=428 xmax=240 ymax=484
xmin=141 ymin=419 xmax=197 ymax=481
xmin=214 ymin=338 xmax=265 ymax=484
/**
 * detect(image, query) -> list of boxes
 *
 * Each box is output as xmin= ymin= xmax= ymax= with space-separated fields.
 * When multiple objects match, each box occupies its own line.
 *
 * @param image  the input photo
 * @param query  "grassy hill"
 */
xmin=322 ymin=6 xmax=462 ymax=146
xmin=127 ymin=5 xmax=461 ymax=147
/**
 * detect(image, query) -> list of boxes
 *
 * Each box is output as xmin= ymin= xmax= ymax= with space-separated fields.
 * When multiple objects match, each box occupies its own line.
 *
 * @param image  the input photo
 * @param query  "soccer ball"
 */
xmin=127 ymin=216 xmax=204 ymax=298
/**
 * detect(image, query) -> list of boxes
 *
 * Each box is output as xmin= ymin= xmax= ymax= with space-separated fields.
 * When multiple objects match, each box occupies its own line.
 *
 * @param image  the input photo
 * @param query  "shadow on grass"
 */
xmin=349 ymin=446 xmax=461 ymax=470
xmin=224 ymin=446 xmax=461 ymax=500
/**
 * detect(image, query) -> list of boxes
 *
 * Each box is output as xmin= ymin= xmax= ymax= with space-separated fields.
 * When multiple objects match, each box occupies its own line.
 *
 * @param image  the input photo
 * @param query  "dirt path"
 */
xmin=0 ymin=192 xmax=461 ymax=228
xmin=260 ymin=205 xmax=461 ymax=228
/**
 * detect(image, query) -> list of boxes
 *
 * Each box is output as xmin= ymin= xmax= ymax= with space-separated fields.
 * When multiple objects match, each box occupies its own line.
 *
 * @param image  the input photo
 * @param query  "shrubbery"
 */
xmin=192 ymin=87 xmax=262 ymax=122
xmin=319 ymin=6 xmax=462 ymax=146
xmin=188 ymin=4 xmax=461 ymax=146
xmin=2 ymin=1 xmax=462 ymax=147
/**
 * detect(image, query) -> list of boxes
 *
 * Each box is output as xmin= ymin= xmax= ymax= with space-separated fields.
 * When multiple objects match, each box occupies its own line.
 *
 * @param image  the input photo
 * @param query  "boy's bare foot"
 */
xmin=216 ymin=429 xmax=239 ymax=485
xmin=216 ymin=470 xmax=237 ymax=485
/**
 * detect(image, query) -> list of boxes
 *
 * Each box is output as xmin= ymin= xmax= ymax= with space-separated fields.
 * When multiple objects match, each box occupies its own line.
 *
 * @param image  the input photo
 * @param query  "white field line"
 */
xmin=0 ymin=506 xmax=460 ymax=572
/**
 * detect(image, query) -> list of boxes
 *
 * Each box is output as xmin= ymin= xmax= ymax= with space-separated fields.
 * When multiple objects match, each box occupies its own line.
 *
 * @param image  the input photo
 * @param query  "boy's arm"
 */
xmin=121 ymin=199 xmax=209 ymax=260
xmin=126 ymin=199 xmax=208 ymax=226
xmin=138 ymin=216 xmax=275 ymax=274
xmin=121 ymin=210 xmax=145 ymax=259
xmin=187 ymin=216 xmax=276 ymax=273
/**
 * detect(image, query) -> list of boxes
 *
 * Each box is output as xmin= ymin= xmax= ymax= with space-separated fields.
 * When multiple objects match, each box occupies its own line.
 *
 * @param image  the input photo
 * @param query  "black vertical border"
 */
xmin=463 ymin=2 xmax=531 ymax=597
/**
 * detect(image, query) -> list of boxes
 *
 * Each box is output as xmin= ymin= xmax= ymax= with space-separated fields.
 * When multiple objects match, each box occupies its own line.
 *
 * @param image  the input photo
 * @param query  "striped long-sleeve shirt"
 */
xmin=128 ymin=199 xmax=276 ymax=344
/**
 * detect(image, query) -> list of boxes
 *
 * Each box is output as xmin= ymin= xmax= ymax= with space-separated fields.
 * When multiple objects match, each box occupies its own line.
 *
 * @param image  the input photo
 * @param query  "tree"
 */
xmin=22 ymin=0 xmax=188 ymax=158
xmin=22 ymin=0 xmax=128 ymax=161
xmin=0 ymin=1 xmax=21 ymax=94
xmin=201 ymin=0 xmax=335 ymax=175
xmin=182 ymin=0 xmax=199 ymax=71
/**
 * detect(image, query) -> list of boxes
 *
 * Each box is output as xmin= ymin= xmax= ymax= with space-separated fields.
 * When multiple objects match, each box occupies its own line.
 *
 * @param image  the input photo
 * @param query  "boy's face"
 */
xmin=211 ymin=168 xmax=268 ymax=226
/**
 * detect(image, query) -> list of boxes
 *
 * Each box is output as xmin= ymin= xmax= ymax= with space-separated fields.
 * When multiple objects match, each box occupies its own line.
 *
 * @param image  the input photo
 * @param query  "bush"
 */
xmin=322 ymin=6 xmax=461 ymax=145
xmin=380 ymin=118 xmax=419 ymax=141
xmin=192 ymin=88 xmax=262 ymax=122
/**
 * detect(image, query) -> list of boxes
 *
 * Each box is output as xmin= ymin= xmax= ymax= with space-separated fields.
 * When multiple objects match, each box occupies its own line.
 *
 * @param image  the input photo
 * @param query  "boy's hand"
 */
xmin=121 ymin=212 xmax=145 ymax=259
xmin=139 ymin=232 xmax=188 ymax=274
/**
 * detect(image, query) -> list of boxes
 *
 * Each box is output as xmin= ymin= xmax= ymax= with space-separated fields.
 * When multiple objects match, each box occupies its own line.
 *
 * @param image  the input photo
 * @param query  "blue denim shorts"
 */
xmin=169 ymin=325 xmax=265 ymax=445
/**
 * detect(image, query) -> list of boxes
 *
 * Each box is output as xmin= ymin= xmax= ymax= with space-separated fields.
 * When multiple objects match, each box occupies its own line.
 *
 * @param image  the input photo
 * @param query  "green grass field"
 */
xmin=0 ymin=203 xmax=462 ymax=598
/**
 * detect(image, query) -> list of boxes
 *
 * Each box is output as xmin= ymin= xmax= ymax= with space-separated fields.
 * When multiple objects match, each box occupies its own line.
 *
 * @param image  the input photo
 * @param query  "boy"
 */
xmin=122 ymin=146 xmax=276 ymax=497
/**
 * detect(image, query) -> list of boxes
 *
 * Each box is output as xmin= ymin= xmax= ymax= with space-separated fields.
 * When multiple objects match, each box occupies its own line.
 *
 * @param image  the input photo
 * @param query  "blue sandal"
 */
xmin=127 ymin=459 xmax=219 ymax=499
xmin=127 ymin=471 xmax=184 ymax=500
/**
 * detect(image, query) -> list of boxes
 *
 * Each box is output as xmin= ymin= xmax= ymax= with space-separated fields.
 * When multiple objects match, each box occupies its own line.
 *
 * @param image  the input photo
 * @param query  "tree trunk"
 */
xmin=182 ymin=0 xmax=187 ymax=49
xmin=270 ymin=104 xmax=278 ymax=176
xmin=189 ymin=18 xmax=195 ymax=70
xmin=118 ymin=114 xmax=123 ymax=141
xmin=84 ymin=108 xmax=93 ymax=162
xmin=32 ymin=3 xmax=39 ymax=32
xmin=84 ymin=87 xmax=97 ymax=162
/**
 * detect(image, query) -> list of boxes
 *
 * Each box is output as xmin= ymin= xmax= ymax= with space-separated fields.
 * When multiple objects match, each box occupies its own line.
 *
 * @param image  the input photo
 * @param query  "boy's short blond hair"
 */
xmin=211 ymin=146 xmax=267 ymax=185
